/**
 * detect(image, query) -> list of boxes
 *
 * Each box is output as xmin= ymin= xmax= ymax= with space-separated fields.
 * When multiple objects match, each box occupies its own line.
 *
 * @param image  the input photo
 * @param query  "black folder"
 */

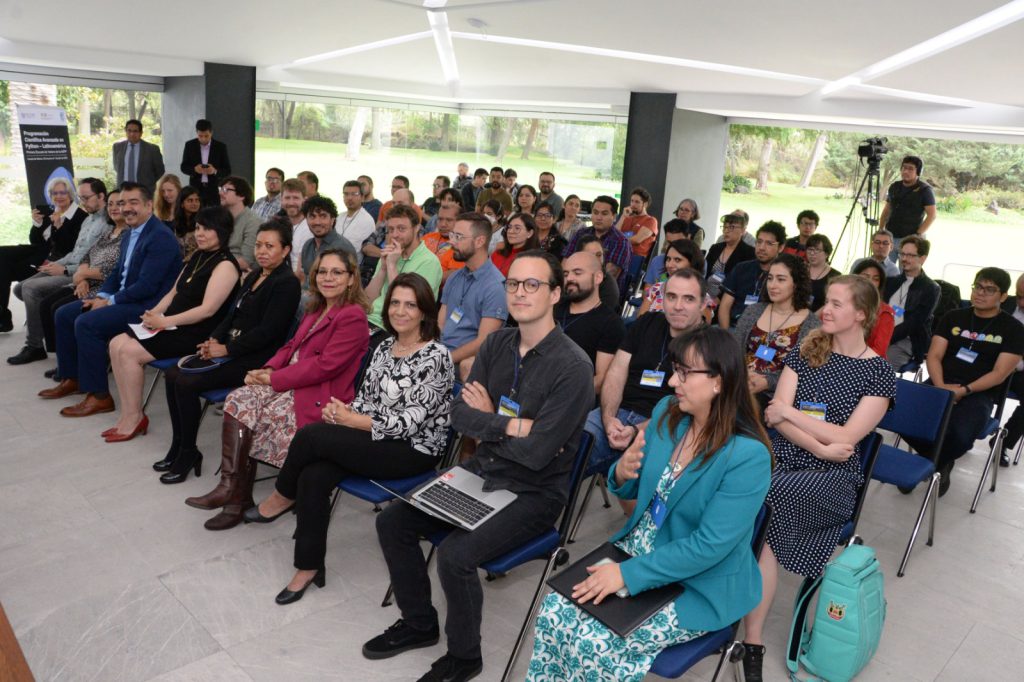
xmin=547 ymin=542 xmax=685 ymax=638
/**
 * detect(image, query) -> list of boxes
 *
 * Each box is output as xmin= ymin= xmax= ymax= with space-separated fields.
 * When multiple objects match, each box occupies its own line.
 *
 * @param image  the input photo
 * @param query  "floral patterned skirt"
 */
xmin=223 ymin=384 xmax=297 ymax=468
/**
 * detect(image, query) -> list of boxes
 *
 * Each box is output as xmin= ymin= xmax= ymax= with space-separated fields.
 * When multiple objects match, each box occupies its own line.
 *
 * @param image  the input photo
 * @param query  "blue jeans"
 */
xmin=584 ymin=407 xmax=649 ymax=474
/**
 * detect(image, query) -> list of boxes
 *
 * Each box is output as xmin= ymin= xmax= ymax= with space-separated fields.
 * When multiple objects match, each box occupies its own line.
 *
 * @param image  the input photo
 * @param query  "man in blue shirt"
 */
xmin=40 ymin=183 xmax=182 ymax=416
xmin=438 ymin=212 xmax=507 ymax=381
xmin=717 ymin=221 xmax=785 ymax=328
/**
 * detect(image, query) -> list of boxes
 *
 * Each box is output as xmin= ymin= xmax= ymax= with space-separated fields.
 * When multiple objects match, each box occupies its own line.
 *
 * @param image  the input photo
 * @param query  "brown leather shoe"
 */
xmin=38 ymin=378 xmax=80 ymax=399
xmin=60 ymin=393 xmax=115 ymax=417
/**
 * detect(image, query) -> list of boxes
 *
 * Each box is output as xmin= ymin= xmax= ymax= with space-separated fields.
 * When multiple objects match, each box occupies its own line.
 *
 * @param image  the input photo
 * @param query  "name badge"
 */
xmin=755 ymin=345 xmax=777 ymax=362
xmin=449 ymin=307 xmax=464 ymax=324
xmin=640 ymin=369 xmax=666 ymax=388
xmin=956 ymin=347 xmax=979 ymax=364
xmin=498 ymin=395 xmax=521 ymax=417
xmin=799 ymin=401 xmax=827 ymax=421
xmin=651 ymin=493 xmax=668 ymax=529
xmin=710 ymin=272 xmax=725 ymax=283
xmin=744 ymin=294 xmax=759 ymax=306
xmin=892 ymin=305 xmax=905 ymax=318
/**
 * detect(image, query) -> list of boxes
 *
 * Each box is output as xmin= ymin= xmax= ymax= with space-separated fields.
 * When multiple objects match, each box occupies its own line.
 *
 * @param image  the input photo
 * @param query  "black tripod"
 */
xmin=832 ymin=157 xmax=883 ymax=265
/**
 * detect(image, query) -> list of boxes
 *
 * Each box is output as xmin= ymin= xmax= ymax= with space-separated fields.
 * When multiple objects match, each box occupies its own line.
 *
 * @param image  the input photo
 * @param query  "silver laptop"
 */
xmin=373 ymin=467 xmax=517 ymax=531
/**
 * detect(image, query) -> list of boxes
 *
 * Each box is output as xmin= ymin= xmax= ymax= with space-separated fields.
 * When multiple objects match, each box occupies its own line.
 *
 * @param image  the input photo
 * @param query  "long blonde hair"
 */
xmin=800 ymin=275 xmax=879 ymax=368
xmin=154 ymin=174 xmax=183 ymax=221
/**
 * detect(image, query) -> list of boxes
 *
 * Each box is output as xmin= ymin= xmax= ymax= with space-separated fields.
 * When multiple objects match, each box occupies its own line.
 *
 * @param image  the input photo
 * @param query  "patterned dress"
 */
xmin=528 ymin=463 xmax=705 ymax=681
xmin=745 ymin=320 xmax=802 ymax=377
xmin=80 ymin=225 xmax=126 ymax=296
xmin=766 ymin=351 xmax=896 ymax=577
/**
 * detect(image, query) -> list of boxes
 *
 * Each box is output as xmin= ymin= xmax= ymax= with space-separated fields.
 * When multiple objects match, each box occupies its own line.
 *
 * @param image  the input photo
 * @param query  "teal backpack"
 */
xmin=786 ymin=543 xmax=886 ymax=681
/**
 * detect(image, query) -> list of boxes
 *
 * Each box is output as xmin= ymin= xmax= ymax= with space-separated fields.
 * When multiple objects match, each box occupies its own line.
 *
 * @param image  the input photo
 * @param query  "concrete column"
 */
xmin=162 ymin=76 xmax=204 ymax=184
xmin=619 ymin=92 xmax=675 ymax=221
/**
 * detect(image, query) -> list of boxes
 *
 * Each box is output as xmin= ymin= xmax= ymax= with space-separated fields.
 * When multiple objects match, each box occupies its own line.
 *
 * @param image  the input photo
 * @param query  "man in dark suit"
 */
xmin=179 ymin=119 xmax=231 ymax=206
xmin=884 ymin=234 xmax=940 ymax=369
xmin=40 ymin=182 xmax=182 ymax=416
xmin=112 ymin=119 xmax=165 ymax=190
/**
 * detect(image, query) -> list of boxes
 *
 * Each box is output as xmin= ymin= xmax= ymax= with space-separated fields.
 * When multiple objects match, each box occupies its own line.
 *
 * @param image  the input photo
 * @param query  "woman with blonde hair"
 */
xmin=740 ymin=275 xmax=896 ymax=681
xmin=154 ymin=173 xmax=183 ymax=223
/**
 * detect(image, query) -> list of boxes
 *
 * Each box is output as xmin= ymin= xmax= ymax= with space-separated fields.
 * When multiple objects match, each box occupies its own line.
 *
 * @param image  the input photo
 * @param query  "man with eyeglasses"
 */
xmin=437 ymin=212 xmax=507 ymax=381
xmin=336 ymin=180 xmax=375 ymax=262
xmin=366 ymin=249 xmax=592 ymax=682
xmin=718 ymin=221 xmax=786 ymax=328
xmin=298 ymin=195 xmax=356 ymax=289
xmin=884 ymin=235 xmax=940 ymax=369
xmin=252 ymin=168 xmax=285 ymax=220
xmin=585 ymin=268 xmax=709 ymax=480
xmin=422 ymin=175 xmax=451 ymax=219
xmin=0 ymin=178 xmax=88 ymax=334
xmin=8 ymin=179 xmax=108 ymax=364
xmin=851 ymin=229 xmax=899 ymax=278
xmin=41 ymin=182 xmax=181 ymax=415
xmin=906 ymin=267 xmax=1024 ymax=494
xmin=219 ymin=177 xmax=261 ymax=272
xmin=782 ymin=210 xmax=819 ymax=260
xmin=364 ymin=204 xmax=442 ymax=332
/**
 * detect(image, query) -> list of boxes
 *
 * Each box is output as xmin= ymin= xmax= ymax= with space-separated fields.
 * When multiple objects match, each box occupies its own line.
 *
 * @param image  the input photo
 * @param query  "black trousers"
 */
xmin=376 ymin=489 xmax=562 ymax=660
xmin=276 ymin=422 xmax=438 ymax=571
xmin=0 ymin=244 xmax=44 ymax=316
xmin=1003 ymin=371 xmax=1024 ymax=449
xmin=906 ymin=388 xmax=995 ymax=470
xmin=39 ymin=287 xmax=77 ymax=352
xmin=163 ymin=363 xmax=251 ymax=456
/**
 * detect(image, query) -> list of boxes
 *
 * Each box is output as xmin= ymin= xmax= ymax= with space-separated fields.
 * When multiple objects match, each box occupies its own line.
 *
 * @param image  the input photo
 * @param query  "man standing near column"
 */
xmin=113 ymin=119 xmax=164 ymax=190
xmin=180 ymin=119 xmax=231 ymax=206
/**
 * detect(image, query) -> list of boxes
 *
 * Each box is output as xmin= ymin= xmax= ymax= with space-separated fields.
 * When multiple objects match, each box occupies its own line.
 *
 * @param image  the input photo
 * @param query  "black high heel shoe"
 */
xmin=275 ymin=568 xmax=325 ymax=605
xmin=153 ymin=442 xmax=180 ymax=472
xmin=159 ymin=451 xmax=202 ymax=484
xmin=243 ymin=501 xmax=295 ymax=524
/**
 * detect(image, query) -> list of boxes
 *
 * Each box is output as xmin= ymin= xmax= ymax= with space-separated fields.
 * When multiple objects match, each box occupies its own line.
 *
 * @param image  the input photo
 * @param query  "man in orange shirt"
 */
xmin=617 ymin=186 xmax=658 ymax=258
xmin=422 ymin=204 xmax=464 ymax=281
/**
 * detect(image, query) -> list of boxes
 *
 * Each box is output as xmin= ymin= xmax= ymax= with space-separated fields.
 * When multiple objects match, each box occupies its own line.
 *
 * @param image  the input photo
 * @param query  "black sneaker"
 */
xmin=741 ymin=642 xmax=765 ymax=682
xmin=416 ymin=653 xmax=483 ymax=682
xmin=0 ymin=314 xmax=12 ymax=333
xmin=938 ymin=462 xmax=953 ymax=497
xmin=44 ymin=368 xmax=60 ymax=380
xmin=362 ymin=618 xmax=439 ymax=660
xmin=1000 ymin=449 xmax=1011 ymax=468
xmin=7 ymin=345 xmax=47 ymax=365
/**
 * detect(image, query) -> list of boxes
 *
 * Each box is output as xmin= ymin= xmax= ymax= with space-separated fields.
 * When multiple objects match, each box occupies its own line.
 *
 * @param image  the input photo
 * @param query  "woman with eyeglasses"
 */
xmin=742 ymin=276 xmax=894 ymax=681
xmin=154 ymin=219 xmax=301 ymax=485
xmin=534 ymin=201 xmax=567 ymax=258
xmin=705 ymin=214 xmax=755 ymax=301
xmin=491 ymin=213 xmax=541 ymax=277
xmin=662 ymin=198 xmax=705 ymax=247
xmin=528 ymin=326 xmax=772 ymax=681
xmin=851 ymin=259 xmax=895 ymax=356
xmin=805 ymin=234 xmax=841 ymax=312
xmin=246 ymin=273 xmax=454 ymax=605
xmin=185 ymin=248 xmax=370 ymax=531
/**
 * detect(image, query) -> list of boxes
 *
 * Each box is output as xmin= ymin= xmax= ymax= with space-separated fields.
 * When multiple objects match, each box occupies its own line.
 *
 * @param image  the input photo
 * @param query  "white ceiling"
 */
xmin=1 ymin=0 xmax=1023 ymax=140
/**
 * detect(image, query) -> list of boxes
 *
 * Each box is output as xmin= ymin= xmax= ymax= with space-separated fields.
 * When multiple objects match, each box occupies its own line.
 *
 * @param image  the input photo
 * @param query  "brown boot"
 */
xmin=184 ymin=415 xmax=255 ymax=525
xmin=203 ymin=455 xmax=256 ymax=531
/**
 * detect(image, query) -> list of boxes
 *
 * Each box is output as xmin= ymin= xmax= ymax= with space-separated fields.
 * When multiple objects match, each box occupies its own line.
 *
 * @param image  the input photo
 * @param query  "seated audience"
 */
xmin=422 ymin=204 xmax=462 ymax=279
xmin=491 ymin=213 xmax=540 ymax=277
xmin=279 ymin=179 xmax=310 ymax=270
xmin=851 ymin=259 xmax=895 ymax=356
xmin=103 ymin=207 xmax=241 ymax=440
xmin=575 ymin=235 xmax=620 ymax=312
xmin=742 ymin=275 xmax=896 ymax=681
xmin=359 ymin=175 xmax=382 ymax=222
xmin=637 ymin=239 xmax=705 ymax=316
xmin=8 ymin=178 xmax=108 ymax=365
xmin=564 ymin=195 xmax=632 ymax=292
xmin=884 ymin=235 xmax=940 ymax=369
xmin=460 ymin=168 xmax=488 ymax=215
xmin=439 ymin=213 xmax=507 ymax=380
xmin=618 ymin=186 xmax=658 ymax=258
xmin=153 ymin=219 xmax=301 ymax=483
xmin=0 ymin=177 xmax=86 ymax=332
xmin=732 ymin=253 xmax=819 ymax=404
xmin=362 ymin=250 xmax=592 ymax=682
xmin=717 ymin=221 xmax=785 ymax=328
xmin=185 ymin=249 xmax=370 ymax=530
xmin=781 ymin=209 xmax=819 ymax=259
xmin=556 ymin=194 xmax=586 ymax=240
xmin=219 ymin=176 xmax=261 ymax=272
xmin=252 ymin=167 xmax=284 ymax=220
xmin=154 ymin=174 xmax=182 ymax=223
xmin=851 ymin=229 xmax=900 ymax=278
xmin=705 ymin=213 xmax=755 ymax=300
xmin=537 ymin=171 xmax=563 ymax=217
xmin=661 ymin=197 xmax=705 ymax=247
xmin=557 ymin=251 xmax=626 ymax=395
xmin=422 ymin=175 xmax=450 ymax=219
xmin=475 ymin=166 xmax=513 ymax=214
xmin=642 ymin=218 xmax=702 ymax=293
xmin=533 ymin=201 xmax=566 ymax=258
xmin=806 ymin=234 xmax=841 ymax=312
xmin=905 ymin=268 xmax=1024 ymax=493
xmin=40 ymin=183 xmax=182 ymax=417
xmin=171 ymin=186 xmax=202 ymax=260
xmin=515 ymin=184 xmax=538 ymax=216
xmin=527 ymin=326 xmax=772 ymax=681
xmin=247 ymin=273 xmax=455 ymax=604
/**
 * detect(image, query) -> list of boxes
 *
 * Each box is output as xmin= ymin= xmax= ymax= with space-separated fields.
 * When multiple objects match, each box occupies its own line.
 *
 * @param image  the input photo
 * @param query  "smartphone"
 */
xmin=592 ymin=558 xmax=630 ymax=598
xmin=35 ymin=204 xmax=55 ymax=217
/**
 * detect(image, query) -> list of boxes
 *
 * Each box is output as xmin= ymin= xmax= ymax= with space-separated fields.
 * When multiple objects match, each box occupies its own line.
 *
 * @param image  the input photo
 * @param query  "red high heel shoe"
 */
xmin=101 ymin=427 xmax=118 ymax=437
xmin=104 ymin=415 xmax=149 ymax=443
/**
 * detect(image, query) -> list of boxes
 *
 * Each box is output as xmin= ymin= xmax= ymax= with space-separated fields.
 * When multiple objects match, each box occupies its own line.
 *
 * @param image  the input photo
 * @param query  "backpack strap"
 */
xmin=786 ymin=575 xmax=824 ymax=681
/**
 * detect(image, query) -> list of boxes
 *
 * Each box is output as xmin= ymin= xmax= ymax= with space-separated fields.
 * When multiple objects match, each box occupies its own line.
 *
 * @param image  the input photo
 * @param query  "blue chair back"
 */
xmin=877 ymin=379 xmax=954 ymax=449
xmin=846 ymin=431 xmax=882 ymax=539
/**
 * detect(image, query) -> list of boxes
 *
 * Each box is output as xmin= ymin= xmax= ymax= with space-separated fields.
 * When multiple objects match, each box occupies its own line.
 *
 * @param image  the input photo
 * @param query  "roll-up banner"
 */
xmin=16 ymin=104 xmax=75 ymax=210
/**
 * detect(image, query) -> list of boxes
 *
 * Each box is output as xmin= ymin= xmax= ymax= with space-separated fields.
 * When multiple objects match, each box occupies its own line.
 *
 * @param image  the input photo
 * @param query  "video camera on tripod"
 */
xmin=858 ymin=137 xmax=889 ymax=169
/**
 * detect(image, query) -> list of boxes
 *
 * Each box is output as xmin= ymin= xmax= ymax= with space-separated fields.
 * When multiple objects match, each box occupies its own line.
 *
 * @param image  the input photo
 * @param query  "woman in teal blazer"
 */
xmin=527 ymin=325 xmax=772 ymax=682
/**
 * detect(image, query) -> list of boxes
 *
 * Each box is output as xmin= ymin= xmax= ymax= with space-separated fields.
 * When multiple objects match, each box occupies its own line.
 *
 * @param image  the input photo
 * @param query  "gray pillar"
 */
xmin=620 ymin=93 xmax=675 ymax=221
xmin=662 ymin=109 xmax=729 ymax=244
xmin=162 ymin=76 xmax=204 ymax=185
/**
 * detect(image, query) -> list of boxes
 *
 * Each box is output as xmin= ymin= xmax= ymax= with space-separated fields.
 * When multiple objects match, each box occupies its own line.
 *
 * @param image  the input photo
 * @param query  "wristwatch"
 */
xmin=962 ymin=384 xmax=973 ymax=395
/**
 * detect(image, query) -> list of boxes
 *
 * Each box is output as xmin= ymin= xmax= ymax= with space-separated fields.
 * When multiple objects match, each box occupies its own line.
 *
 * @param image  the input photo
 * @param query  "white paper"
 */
xmin=129 ymin=322 xmax=178 ymax=340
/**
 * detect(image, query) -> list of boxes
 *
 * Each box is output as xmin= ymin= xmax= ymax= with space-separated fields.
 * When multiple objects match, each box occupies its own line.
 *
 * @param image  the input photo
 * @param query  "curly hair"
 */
xmin=764 ymin=253 xmax=812 ymax=311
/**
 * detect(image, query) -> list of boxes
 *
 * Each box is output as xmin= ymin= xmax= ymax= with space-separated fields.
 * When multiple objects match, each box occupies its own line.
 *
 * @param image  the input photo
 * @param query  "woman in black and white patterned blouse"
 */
xmin=248 ymin=272 xmax=455 ymax=605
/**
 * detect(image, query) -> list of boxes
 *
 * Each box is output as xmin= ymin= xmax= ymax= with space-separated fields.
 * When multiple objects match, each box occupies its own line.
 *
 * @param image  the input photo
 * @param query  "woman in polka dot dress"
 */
xmin=739 ymin=275 xmax=896 ymax=682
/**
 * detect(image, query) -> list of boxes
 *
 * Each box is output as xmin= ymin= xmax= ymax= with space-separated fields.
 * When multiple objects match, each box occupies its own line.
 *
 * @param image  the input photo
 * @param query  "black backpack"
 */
xmin=931 ymin=279 xmax=962 ymax=334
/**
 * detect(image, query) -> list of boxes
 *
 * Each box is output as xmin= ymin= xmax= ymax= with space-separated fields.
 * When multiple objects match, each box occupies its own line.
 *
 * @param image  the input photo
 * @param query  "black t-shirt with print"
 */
xmin=618 ymin=312 xmax=676 ymax=416
xmin=937 ymin=307 xmax=1024 ymax=398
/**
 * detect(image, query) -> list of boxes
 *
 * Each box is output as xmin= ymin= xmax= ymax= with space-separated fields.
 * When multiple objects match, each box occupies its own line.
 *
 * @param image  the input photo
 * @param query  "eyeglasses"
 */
xmin=504 ymin=278 xmax=553 ymax=294
xmin=671 ymin=363 xmax=714 ymax=383
xmin=871 ymin=239 xmax=891 ymax=246
xmin=342 ymin=191 xmax=362 ymax=198
xmin=535 ymin=212 xmax=553 ymax=219
xmin=722 ymin=223 xmax=743 ymax=230
xmin=972 ymin=283 xmax=1000 ymax=296
xmin=265 ymin=176 xmax=282 ymax=182
xmin=316 ymin=268 xmax=350 ymax=278
xmin=218 ymin=186 xmax=236 ymax=195
xmin=805 ymin=247 xmax=824 ymax=254
xmin=449 ymin=232 xmax=471 ymax=242
xmin=78 ymin=193 xmax=96 ymax=201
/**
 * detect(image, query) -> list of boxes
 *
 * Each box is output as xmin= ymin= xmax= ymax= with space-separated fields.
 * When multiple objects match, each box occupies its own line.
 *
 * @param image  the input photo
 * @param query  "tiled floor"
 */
xmin=2 ymin=311 xmax=1024 ymax=681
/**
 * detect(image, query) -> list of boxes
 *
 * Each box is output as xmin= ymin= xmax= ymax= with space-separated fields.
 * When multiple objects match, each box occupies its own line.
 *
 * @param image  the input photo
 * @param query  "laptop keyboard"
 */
xmin=419 ymin=481 xmax=495 ymax=526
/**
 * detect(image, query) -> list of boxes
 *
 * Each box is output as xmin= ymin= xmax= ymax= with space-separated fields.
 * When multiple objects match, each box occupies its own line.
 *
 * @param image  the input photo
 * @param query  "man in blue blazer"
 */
xmin=40 ymin=182 xmax=182 ymax=416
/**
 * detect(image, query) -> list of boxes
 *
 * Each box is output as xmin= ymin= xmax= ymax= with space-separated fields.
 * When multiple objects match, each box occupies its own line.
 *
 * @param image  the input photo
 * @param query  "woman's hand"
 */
xmin=461 ymin=381 xmax=495 ymax=413
xmin=817 ymin=442 xmax=855 ymax=462
xmin=748 ymin=372 xmax=769 ymax=394
xmin=73 ymin=280 xmax=90 ymax=299
xmin=244 ymin=368 xmax=272 ymax=386
xmin=140 ymin=309 xmax=167 ymax=330
xmin=614 ymin=430 xmax=645 ymax=482
xmin=572 ymin=561 xmax=625 ymax=605
xmin=203 ymin=340 xmax=229 ymax=359
xmin=323 ymin=397 xmax=354 ymax=426
xmin=763 ymin=398 xmax=790 ymax=428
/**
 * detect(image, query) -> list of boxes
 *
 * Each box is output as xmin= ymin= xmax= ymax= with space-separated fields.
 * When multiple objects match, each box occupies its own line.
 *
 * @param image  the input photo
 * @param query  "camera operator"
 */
xmin=879 ymin=155 xmax=936 ymax=261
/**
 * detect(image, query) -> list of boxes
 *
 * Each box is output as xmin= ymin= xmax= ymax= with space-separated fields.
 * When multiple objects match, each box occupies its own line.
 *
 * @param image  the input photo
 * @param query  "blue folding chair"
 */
xmin=871 ymin=379 xmax=954 ymax=576
xmin=839 ymin=431 xmax=883 ymax=545
xmin=970 ymin=375 xmax=1014 ymax=513
xmin=649 ymin=503 xmax=773 ymax=680
xmin=898 ymin=360 xmax=923 ymax=383
xmin=142 ymin=357 xmax=181 ymax=410
xmin=619 ymin=254 xmax=647 ymax=315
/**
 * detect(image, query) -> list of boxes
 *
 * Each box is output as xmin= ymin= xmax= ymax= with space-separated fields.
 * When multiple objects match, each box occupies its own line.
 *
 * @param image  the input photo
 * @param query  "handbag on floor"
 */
xmin=786 ymin=543 xmax=886 ymax=681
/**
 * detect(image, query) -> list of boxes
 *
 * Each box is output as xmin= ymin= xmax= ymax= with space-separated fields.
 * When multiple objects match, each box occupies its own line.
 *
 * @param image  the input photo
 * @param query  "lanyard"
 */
xmin=510 ymin=346 xmax=525 ymax=399
xmin=967 ymin=312 xmax=998 ymax=350
xmin=765 ymin=304 xmax=797 ymax=345
xmin=656 ymin=331 xmax=670 ymax=372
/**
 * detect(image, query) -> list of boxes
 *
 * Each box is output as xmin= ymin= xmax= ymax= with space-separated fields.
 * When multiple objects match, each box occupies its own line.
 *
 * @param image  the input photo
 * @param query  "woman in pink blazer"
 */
xmin=185 ymin=249 xmax=370 ymax=531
